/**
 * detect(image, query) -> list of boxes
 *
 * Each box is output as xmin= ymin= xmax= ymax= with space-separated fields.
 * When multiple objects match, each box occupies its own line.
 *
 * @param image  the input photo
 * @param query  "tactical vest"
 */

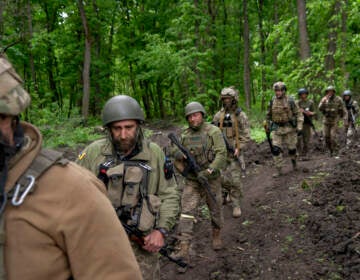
xmin=0 ymin=149 xmax=68 ymax=279
xmin=270 ymin=96 xmax=296 ymax=124
xmin=182 ymin=124 xmax=215 ymax=169
xmin=99 ymin=155 xmax=161 ymax=234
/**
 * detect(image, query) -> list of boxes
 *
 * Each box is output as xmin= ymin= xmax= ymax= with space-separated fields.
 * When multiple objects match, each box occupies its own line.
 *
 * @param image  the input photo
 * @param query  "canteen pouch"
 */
xmin=138 ymin=194 xmax=161 ymax=232
xmin=122 ymin=166 xmax=143 ymax=208
xmin=107 ymin=163 xmax=125 ymax=207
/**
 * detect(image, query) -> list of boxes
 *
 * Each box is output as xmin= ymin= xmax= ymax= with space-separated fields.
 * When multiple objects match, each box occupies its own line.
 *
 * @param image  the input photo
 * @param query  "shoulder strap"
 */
xmin=8 ymin=149 xmax=68 ymax=200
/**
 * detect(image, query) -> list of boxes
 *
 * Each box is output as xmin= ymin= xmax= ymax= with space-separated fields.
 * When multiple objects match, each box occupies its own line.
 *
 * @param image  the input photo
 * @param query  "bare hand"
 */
xmin=142 ymin=230 xmax=165 ymax=253
xmin=234 ymin=148 xmax=240 ymax=157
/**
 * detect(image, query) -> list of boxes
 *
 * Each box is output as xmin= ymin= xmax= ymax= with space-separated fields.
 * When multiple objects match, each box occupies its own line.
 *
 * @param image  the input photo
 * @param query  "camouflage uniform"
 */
xmin=318 ymin=88 xmax=346 ymax=155
xmin=77 ymin=96 xmax=180 ymax=280
xmin=296 ymin=98 xmax=315 ymax=156
xmin=213 ymin=105 xmax=250 ymax=213
xmin=343 ymin=90 xmax=359 ymax=148
xmin=266 ymin=82 xmax=303 ymax=176
xmin=171 ymin=102 xmax=226 ymax=269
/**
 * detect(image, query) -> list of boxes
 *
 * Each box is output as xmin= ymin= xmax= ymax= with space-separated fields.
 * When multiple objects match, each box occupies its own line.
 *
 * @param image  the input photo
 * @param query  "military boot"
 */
xmin=291 ymin=159 xmax=298 ymax=171
xmin=212 ymin=228 xmax=223 ymax=250
xmin=272 ymin=167 xmax=282 ymax=178
xmin=232 ymin=206 xmax=242 ymax=218
xmin=171 ymin=240 xmax=190 ymax=273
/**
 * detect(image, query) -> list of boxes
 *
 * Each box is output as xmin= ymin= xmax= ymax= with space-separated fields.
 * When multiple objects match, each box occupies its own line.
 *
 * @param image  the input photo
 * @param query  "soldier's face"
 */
xmin=343 ymin=95 xmax=350 ymax=101
xmin=222 ymin=97 xmax=232 ymax=110
xmin=110 ymin=120 xmax=138 ymax=154
xmin=187 ymin=112 xmax=203 ymax=128
xmin=275 ymin=89 xmax=284 ymax=99
xmin=300 ymin=94 xmax=308 ymax=101
xmin=0 ymin=114 xmax=14 ymax=146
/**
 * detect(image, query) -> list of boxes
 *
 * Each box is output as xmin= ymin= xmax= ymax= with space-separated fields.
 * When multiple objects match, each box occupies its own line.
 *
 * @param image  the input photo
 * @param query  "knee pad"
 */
xmin=271 ymin=145 xmax=281 ymax=156
xmin=288 ymin=149 xmax=296 ymax=155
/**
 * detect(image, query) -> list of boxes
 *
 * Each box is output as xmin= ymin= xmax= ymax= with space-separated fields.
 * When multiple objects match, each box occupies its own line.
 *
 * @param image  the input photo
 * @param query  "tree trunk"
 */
xmin=0 ymin=0 xmax=4 ymax=40
xmin=194 ymin=0 xmax=202 ymax=92
xmin=273 ymin=0 xmax=279 ymax=67
xmin=340 ymin=0 xmax=348 ymax=86
xmin=243 ymin=0 xmax=251 ymax=109
xmin=296 ymin=0 xmax=311 ymax=60
xmin=257 ymin=0 xmax=267 ymax=111
xmin=324 ymin=0 xmax=341 ymax=80
xmin=78 ymin=0 xmax=91 ymax=122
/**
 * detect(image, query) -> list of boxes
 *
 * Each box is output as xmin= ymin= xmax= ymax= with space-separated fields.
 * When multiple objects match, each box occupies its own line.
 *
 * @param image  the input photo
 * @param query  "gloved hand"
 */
xmin=197 ymin=168 xmax=220 ymax=181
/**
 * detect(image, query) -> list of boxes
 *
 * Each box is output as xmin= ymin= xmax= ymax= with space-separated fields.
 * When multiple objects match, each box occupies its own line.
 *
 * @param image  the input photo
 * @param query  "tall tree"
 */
xmin=243 ymin=0 xmax=251 ymax=109
xmin=77 ymin=0 xmax=91 ymax=122
xmin=296 ymin=0 xmax=311 ymax=60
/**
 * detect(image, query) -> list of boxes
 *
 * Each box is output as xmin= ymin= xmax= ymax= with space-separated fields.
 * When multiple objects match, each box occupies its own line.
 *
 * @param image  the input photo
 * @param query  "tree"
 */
xmin=296 ymin=0 xmax=311 ymax=60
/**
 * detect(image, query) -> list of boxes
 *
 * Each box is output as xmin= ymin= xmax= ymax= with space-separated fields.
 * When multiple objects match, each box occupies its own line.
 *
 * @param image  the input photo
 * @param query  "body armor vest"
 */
xmin=271 ymin=96 xmax=295 ymax=124
xmin=99 ymin=159 xmax=160 ymax=233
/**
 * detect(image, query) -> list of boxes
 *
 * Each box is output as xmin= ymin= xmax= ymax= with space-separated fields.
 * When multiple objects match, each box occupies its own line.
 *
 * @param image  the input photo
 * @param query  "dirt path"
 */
xmin=62 ymin=126 xmax=359 ymax=279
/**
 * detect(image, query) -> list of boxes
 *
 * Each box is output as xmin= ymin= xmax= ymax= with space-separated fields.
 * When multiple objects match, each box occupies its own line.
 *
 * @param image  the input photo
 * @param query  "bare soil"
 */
xmin=64 ymin=124 xmax=360 ymax=280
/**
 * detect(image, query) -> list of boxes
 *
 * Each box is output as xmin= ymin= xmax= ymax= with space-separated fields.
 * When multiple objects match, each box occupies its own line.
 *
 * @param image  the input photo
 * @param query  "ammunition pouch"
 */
xmin=288 ymin=149 xmax=296 ymax=155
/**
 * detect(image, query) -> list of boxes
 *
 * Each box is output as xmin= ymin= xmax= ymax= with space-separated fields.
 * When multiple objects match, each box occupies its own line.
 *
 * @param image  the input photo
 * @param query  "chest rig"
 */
xmin=98 ymin=157 xmax=160 ymax=233
xmin=218 ymin=110 xmax=241 ymax=150
xmin=182 ymin=125 xmax=215 ymax=169
xmin=270 ymin=96 xmax=296 ymax=124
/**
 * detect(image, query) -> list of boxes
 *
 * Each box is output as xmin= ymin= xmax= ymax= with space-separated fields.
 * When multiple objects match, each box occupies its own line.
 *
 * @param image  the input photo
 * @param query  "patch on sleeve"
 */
xmin=78 ymin=151 xmax=86 ymax=160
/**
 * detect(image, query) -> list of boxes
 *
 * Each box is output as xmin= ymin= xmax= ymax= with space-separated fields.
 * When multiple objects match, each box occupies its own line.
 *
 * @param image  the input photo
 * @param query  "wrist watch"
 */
xmin=156 ymin=227 xmax=168 ymax=238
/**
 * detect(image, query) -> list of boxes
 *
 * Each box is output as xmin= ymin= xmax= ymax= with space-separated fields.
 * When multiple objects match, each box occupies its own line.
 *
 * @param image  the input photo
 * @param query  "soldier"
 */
xmin=212 ymin=86 xmax=250 ymax=218
xmin=0 ymin=55 xmax=142 ymax=279
xmin=318 ymin=86 xmax=346 ymax=156
xmin=76 ymin=95 xmax=180 ymax=280
xmin=296 ymin=88 xmax=316 ymax=158
xmin=171 ymin=102 xmax=226 ymax=269
xmin=266 ymin=82 xmax=303 ymax=177
xmin=342 ymin=89 xmax=359 ymax=148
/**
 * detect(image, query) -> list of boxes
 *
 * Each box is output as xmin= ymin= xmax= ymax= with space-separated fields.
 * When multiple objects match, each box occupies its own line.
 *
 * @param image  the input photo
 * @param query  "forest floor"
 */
xmin=63 ymin=122 xmax=360 ymax=280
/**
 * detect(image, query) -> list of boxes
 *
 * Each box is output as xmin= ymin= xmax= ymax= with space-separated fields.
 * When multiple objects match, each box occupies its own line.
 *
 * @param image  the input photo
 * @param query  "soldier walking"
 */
xmin=342 ymin=90 xmax=359 ymax=148
xmin=265 ymin=82 xmax=303 ymax=177
xmin=212 ymin=86 xmax=250 ymax=218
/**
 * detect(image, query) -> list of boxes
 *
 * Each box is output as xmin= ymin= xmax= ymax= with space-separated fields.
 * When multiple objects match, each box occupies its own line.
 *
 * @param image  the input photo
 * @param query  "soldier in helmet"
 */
xmin=266 ymin=82 xmax=304 ymax=177
xmin=318 ymin=86 xmax=347 ymax=156
xmin=212 ymin=86 xmax=250 ymax=218
xmin=296 ymin=88 xmax=316 ymax=158
xmin=171 ymin=101 xmax=226 ymax=270
xmin=0 ymin=56 xmax=142 ymax=279
xmin=342 ymin=89 xmax=359 ymax=148
xmin=76 ymin=95 xmax=180 ymax=280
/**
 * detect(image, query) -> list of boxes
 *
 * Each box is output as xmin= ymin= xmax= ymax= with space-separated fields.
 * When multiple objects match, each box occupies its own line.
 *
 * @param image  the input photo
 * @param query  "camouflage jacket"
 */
xmin=318 ymin=95 xmax=346 ymax=124
xmin=76 ymin=136 xmax=180 ymax=232
xmin=296 ymin=99 xmax=316 ymax=125
xmin=344 ymin=99 xmax=359 ymax=124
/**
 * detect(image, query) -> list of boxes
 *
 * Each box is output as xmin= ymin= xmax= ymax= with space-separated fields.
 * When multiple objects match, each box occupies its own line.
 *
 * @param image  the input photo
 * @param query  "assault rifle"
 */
xmin=120 ymin=220 xmax=188 ymax=268
xmin=167 ymin=132 xmax=218 ymax=206
xmin=222 ymin=134 xmax=246 ymax=175
xmin=263 ymin=121 xmax=274 ymax=154
xmin=303 ymin=110 xmax=320 ymax=138
xmin=349 ymin=109 xmax=357 ymax=132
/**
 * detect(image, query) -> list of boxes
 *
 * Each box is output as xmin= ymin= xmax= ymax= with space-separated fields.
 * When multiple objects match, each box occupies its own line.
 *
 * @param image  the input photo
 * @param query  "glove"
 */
xmin=197 ymin=168 xmax=220 ymax=181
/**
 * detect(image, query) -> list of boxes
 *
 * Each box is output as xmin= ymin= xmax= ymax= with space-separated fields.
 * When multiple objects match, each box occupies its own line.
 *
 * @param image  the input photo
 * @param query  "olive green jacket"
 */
xmin=76 ymin=137 xmax=180 ymax=231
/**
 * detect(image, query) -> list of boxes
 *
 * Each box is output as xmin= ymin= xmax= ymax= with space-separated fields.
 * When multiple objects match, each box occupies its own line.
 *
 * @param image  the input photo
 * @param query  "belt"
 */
xmin=274 ymin=122 xmax=290 ymax=127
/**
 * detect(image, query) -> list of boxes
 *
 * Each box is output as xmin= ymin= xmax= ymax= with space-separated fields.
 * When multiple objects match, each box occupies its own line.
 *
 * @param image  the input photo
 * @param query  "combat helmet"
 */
xmin=325 ymin=85 xmax=336 ymax=93
xmin=342 ymin=90 xmax=351 ymax=97
xmin=184 ymin=101 xmax=206 ymax=118
xmin=220 ymin=86 xmax=239 ymax=102
xmin=102 ymin=95 xmax=145 ymax=126
xmin=0 ymin=55 xmax=31 ymax=115
xmin=298 ymin=88 xmax=309 ymax=96
xmin=273 ymin=81 xmax=287 ymax=92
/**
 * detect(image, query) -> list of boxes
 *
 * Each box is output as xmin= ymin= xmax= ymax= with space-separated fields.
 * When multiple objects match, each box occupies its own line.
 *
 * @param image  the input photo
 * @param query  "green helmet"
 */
xmin=220 ymin=86 xmax=239 ymax=101
xmin=0 ymin=55 xmax=31 ymax=115
xmin=325 ymin=86 xmax=336 ymax=93
xmin=102 ymin=95 xmax=145 ymax=126
xmin=184 ymin=101 xmax=206 ymax=118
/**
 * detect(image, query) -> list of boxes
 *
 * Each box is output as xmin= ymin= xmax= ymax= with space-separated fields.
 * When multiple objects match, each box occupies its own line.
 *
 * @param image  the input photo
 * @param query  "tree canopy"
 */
xmin=1 ymin=0 xmax=359 ymax=122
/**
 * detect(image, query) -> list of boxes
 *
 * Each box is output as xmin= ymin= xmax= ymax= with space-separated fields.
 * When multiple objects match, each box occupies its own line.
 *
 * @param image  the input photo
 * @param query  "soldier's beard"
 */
xmin=112 ymin=127 xmax=141 ymax=155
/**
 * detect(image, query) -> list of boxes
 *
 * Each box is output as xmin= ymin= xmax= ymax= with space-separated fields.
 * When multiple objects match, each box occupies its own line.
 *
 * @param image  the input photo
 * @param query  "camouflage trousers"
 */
xmin=221 ymin=159 xmax=243 ymax=207
xmin=177 ymin=177 xmax=223 ymax=241
xmin=345 ymin=124 xmax=356 ymax=147
xmin=272 ymin=128 xmax=297 ymax=169
xmin=297 ymin=123 xmax=311 ymax=155
xmin=323 ymin=122 xmax=339 ymax=154
xmin=131 ymin=241 xmax=160 ymax=280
